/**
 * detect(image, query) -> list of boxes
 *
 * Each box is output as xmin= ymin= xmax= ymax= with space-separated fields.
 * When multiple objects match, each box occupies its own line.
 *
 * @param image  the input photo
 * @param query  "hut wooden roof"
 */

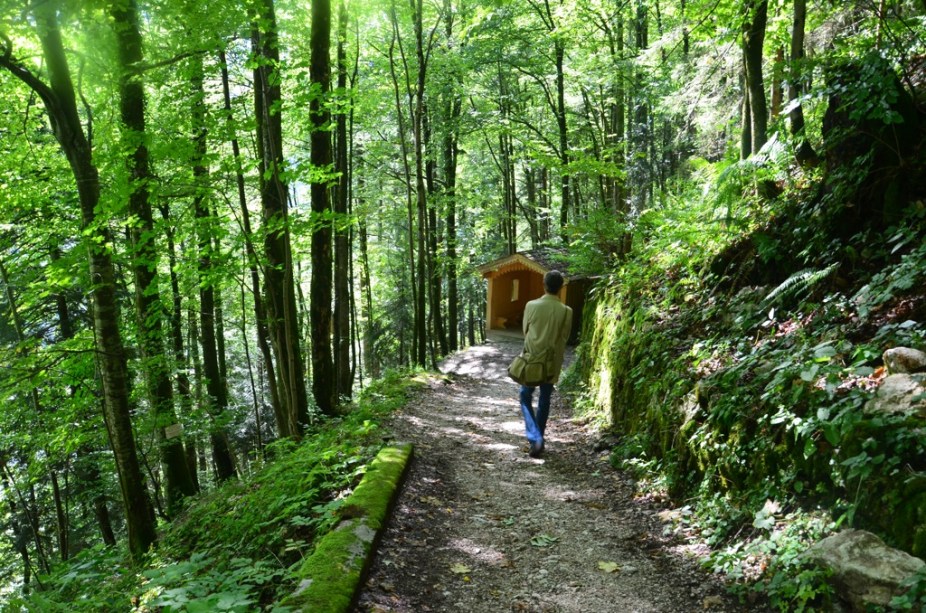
xmin=477 ymin=248 xmax=583 ymax=280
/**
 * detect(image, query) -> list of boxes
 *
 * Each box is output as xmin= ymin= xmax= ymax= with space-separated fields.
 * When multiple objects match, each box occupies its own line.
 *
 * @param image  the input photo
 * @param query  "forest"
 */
xmin=0 ymin=0 xmax=925 ymax=610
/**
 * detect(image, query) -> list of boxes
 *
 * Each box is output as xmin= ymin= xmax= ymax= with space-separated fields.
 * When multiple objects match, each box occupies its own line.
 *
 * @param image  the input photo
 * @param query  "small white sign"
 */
xmin=164 ymin=423 xmax=183 ymax=439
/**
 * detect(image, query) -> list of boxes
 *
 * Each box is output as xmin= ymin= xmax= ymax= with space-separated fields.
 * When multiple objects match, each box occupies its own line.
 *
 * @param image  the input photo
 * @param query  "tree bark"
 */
xmin=410 ymin=0 xmax=429 ymax=367
xmin=218 ymin=48 xmax=283 ymax=434
xmin=789 ymin=0 xmax=818 ymax=166
xmin=0 ymin=0 xmax=157 ymax=560
xmin=253 ymin=0 xmax=312 ymax=427
xmin=110 ymin=0 xmax=197 ymax=516
xmin=334 ymin=0 xmax=353 ymax=400
xmin=191 ymin=54 xmax=236 ymax=481
xmin=743 ymin=0 xmax=769 ymax=154
xmin=310 ymin=0 xmax=337 ymax=414
xmin=387 ymin=6 xmax=419 ymax=367
xmin=424 ymin=106 xmax=447 ymax=358
xmin=441 ymin=38 xmax=461 ymax=352
xmin=157 ymin=205 xmax=199 ymax=492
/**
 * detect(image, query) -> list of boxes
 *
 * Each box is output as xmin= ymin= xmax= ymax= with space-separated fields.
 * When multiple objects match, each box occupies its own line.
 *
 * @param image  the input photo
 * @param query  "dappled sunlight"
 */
xmin=449 ymin=537 xmax=510 ymax=566
xmin=479 ymin=442 xmax=519 ymax=453
xmin=540 ymin=483 xmax=605 ymax=504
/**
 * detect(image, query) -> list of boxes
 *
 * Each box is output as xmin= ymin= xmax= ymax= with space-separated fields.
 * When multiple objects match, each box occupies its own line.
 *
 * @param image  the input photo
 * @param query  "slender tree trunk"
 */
xmin=741 ymin=68 xmax=753 ymax=160
xmin=410 ymin=0 xmax=428 ymax=367
xmin=442 ymin=78 xmax=461 ymax=352
xmin=554 ymin=38 xmax=570 ymax=234
xmin=387 ymin=7 xmax=419 ymax=368
xmin=334 ymin=0 xmax=353 ymax=400
xmin=424 ymin=107 xmax=447 ymax=358
xmin=0 ymin=0 xmax=157 ymax=559
xmin=239 ymin=269 xmax=263 ymax=457
xmin=310 ymin=0 xmax=337 ymax=414
xmin=0 ymin=460 xmax=36 ymax=590
xmin=50 ymin=472 xmax=68 ymax=561
xmin=770 ymin=46 xmax=784 ymax=119
xmin=253 ymin=0 xmax=312 ymax=428
xmin=743 ymin=0 xmax=769 ymax=154
xmin=110 ymin=0 xmax=196 ymax=517
xmin=218 ymin=48 xmax=283 ymax=434
xmin=157 ymin=205 xmax=200 ymax=492
xmin=191 ymin=55 xmax=236 ymax=482
xmin=789 ymin=0 xmax=818 ymax=166
xmin=358 ymin=211 xmax=378 ymax=379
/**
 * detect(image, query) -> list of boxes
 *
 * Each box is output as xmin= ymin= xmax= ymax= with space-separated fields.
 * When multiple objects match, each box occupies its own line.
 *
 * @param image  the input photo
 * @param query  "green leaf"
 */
xmin=800 ymin=365 xmax=819 ymax=382
xmin=530 ymin=534 xmax=559 ymax=547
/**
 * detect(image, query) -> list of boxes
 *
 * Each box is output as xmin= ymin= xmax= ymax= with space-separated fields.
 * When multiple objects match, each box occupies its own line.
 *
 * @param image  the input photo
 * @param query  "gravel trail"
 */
xmin=358 ymin=337 xmax=757 ymax=612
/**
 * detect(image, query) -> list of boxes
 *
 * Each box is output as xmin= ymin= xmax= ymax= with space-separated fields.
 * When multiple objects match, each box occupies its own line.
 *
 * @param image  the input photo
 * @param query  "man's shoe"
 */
xmin=528 ymin=442 xmax=542 ymax=458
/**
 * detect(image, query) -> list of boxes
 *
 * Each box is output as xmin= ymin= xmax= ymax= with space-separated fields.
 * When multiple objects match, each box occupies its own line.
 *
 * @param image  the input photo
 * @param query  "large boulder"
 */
xmin=864 ymin=373 xmax=926 ymax=417
xmin=883 ymin=347 xmax=926 ymax=374
xmin=805 ymin=530 xmax=925 ymax=611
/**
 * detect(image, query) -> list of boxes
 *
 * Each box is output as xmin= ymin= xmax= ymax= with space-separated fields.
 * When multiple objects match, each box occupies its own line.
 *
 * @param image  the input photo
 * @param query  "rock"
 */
xmin=805 ymin=530 xmax=925 ymax=611
xmin=884 ymin=347 xmax=926 ymax=374
xmin=865 ymin=374 xmax=926 ymax=417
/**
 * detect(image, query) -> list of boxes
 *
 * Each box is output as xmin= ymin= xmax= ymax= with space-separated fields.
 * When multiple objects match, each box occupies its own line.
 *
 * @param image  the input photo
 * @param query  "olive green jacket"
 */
xmin=522 ymin=293 xmax=573 ymax=384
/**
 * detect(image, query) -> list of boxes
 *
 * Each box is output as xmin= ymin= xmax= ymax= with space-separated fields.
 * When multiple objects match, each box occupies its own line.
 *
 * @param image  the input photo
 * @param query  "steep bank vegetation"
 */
xmin=569 ymin=53 xmax=926 ymax=613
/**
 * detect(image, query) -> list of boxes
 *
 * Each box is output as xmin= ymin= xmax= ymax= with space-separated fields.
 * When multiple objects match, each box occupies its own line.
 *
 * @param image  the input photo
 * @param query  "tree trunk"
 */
xmin=253 ymin=0 xmax=312 ymax=427
xmin=743 ymin=0 xmax=769 ymax=154
xmin=387 ymin=5 xmax=419 ymax=368
xmin=554 ymin=38 xmax=570 ymax=234
xmin=239 ymin=271 xmax=263 ymax=457
xmin=191 ymin=54 xmax=237 ymax=482
xmin=309 ymin=0 xmax=337 ymax=414
xmin=334 ymin=0 xmax=353 ymax=400
xmin=157 ymin=205 xmax=199 ymax=492
xmin=770 ymin=46 xmax=784 ymax=119
xmin=50 ymin=471 xmax=68 ymax=561
xmin=442 ymin=31 xmax=461 ymax=352
xmin=358 ymin=212 xmax=379 ymax=379
xmin=218 ymin=48 xmax=284 ymax=434
xmin=110 ymin=0 xmax=196 ymax=516
xmin=410 ymin=0 xmax=429 ymax=367
xmin=789 ymin=0 xmax=819 ymax=166
xmin=424 ymin=107 xmax=447 ymax=358
xmin=0 ymin=0 xmax=157 ymax=559
xmin=741 ymin=69 xmax=753 ymax=160
xmin=0 ymin=460 xmax=36 ymax=590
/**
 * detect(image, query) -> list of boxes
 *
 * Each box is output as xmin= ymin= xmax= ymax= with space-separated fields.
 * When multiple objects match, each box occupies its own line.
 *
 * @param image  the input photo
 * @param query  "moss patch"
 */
xmin=282 ymin=443 xmax=414 ymax=612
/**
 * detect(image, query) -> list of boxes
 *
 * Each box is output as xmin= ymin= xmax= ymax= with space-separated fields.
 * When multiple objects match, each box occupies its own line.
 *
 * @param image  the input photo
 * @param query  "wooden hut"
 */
xmin=477 ymin=249 xmax=590 ymax=344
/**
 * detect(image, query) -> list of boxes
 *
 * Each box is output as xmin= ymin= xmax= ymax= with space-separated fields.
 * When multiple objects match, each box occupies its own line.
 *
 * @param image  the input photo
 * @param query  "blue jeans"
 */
xmin=519 ymin=383 xmax=554 ymax=446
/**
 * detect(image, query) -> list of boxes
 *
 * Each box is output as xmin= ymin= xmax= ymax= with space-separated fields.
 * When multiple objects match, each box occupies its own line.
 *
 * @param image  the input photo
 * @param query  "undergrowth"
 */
xmin=8 ymin=369 xmax=424 ymax=612
xmin=570 ymin=169 xmax=926 ymax=609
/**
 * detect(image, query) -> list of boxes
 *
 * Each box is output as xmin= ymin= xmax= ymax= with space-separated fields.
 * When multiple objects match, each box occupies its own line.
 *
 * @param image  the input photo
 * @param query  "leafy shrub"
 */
xmin=12 ymin=369 xmax=423 ymax=611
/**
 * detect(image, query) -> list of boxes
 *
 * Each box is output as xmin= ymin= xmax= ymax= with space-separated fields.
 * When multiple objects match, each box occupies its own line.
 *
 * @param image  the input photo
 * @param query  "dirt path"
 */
xmin=358 ymin=338 xmax=755 ymax=612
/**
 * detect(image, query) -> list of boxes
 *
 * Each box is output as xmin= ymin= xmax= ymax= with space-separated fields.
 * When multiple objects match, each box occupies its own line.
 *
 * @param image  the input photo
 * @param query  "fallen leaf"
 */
xmin=530 ymin=534 xmax=559 ymax=547
xmin=702 ymin=595 xmax=724 ymax=609
xmin=449 ymin=563 xmax=471 ymax=574
xmin=597 ymin=561 xmax=620 ymax=573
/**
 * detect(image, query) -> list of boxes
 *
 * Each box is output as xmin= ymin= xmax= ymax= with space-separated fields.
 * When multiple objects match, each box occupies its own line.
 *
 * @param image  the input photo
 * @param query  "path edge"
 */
xmin=281 ymin=442 xmax=414 ymax=612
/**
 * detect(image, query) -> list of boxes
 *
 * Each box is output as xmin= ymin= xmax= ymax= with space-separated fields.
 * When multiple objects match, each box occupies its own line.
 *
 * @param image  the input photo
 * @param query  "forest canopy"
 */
xmin=0 ymin=0 xmax=924 ymax=607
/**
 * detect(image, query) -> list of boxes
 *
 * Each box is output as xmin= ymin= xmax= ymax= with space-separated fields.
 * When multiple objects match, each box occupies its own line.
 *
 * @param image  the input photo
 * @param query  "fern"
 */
xmin=763 ymin=263 xmax=838 ymax=305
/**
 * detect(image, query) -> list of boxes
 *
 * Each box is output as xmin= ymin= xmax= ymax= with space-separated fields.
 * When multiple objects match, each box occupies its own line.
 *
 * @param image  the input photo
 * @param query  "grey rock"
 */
xmin=884 ymin=347 xmax=926 ymax=374
xmin=865 ymin=374 xmax=926 ymax=417
xmin=805 ymin=529 xmax=925 ymax=611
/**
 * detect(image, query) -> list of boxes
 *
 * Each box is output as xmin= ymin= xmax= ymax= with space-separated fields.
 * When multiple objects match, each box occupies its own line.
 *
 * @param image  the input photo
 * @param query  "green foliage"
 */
xmin=889 ymin=565 xmax=926 ymax=611
xmin=573 ymin=158 xmax=926 ymax=601
xmin=12 ymin=370 xmax=423 ymax=611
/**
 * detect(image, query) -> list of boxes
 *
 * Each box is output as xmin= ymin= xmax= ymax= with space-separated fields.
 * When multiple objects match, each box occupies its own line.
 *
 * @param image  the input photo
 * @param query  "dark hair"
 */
xmin=544 ymin=270 xmax=564 ymax=294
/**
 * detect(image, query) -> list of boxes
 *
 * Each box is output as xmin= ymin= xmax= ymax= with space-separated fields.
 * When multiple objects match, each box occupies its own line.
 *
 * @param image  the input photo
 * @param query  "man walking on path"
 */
xmin=520 ymin=270 xmax=573 ymax=458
